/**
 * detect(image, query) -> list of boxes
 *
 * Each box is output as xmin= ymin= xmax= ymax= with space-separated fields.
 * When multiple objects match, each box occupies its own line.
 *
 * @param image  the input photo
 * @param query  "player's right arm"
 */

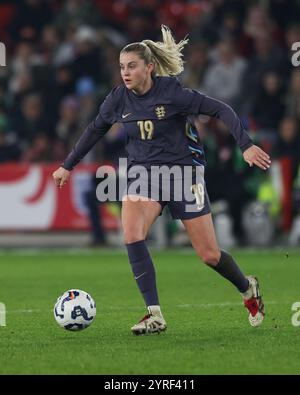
xmin=52 ymin=88 xmax=118 ymax=188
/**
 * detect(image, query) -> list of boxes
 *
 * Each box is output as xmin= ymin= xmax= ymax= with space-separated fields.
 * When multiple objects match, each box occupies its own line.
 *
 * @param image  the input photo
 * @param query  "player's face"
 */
xmin=119 ymin=52 xmax=154 ymax=93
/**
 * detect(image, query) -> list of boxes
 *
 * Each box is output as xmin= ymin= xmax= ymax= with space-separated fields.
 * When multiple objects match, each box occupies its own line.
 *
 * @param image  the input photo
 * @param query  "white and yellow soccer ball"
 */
xmin=54 ymin=289 xmax=96 ymax=331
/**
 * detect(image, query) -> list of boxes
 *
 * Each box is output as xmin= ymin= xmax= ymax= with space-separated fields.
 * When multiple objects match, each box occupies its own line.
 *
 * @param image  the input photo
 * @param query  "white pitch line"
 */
xmin=176 ymin=301 xmax=283 ymax=308
xmin=0 ymin=248 xmax=126 ymax=256
xmin=1 ymin=247 xmax=300 ymax=256
xmin=6 ymin=301 xmax=288 ymax=315
xmin=7 ymin=309 xmax=44 ymax=314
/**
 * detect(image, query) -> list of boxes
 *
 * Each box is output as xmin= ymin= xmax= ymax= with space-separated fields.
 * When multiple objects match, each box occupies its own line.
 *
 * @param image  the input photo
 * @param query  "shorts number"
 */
xmin=191 ymin=182 xmax=205 ymax=209
xmin=137 ymin=120 xmax=154 ymax=140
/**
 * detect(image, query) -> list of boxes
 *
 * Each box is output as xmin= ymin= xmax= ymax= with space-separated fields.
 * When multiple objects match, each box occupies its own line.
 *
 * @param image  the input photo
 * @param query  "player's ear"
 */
xmin=148 ymin=62 xmax=155 ymax=74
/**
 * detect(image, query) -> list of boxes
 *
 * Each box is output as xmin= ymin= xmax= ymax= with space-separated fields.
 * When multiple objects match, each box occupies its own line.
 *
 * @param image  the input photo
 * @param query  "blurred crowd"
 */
xmin=1 ymin=0 xmax=300 ymax=244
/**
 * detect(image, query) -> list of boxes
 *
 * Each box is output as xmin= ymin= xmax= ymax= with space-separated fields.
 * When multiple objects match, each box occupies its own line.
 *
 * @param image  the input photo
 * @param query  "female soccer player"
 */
xmin=53 ymin=25 xmax=270 ymax=335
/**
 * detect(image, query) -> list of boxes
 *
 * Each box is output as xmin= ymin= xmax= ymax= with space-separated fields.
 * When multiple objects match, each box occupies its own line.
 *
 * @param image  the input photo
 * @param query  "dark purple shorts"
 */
xmin=123 ymin=164 xmax=211 ymax=220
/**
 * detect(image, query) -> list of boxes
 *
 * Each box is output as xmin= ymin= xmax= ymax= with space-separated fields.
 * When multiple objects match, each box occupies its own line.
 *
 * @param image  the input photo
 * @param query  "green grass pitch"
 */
xmin=0 ymin=248 xmax=300 ymax=375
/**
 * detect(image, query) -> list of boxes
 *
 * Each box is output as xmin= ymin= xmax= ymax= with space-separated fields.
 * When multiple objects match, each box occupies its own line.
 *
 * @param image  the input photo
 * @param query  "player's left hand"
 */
xmin=243 ymin=145 xmax=271 ymax=170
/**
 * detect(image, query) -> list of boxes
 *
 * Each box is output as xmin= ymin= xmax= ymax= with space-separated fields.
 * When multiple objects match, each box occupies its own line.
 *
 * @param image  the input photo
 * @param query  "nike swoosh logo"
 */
xmin=134 ymin=272 xmax=146 ymax=280
xmin=122 ymin=113 xmax=131 ymax=118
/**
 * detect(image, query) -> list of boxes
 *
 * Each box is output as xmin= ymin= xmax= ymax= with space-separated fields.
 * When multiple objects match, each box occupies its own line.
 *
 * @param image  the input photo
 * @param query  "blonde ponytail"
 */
xmin=142 ymin=25 xmax=188 ymax=76
xmin=121 ymin=25 xmax=189 ymax=77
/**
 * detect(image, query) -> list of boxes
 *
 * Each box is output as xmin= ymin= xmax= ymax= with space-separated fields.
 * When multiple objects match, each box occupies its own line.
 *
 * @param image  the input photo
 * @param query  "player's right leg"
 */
xmin=122 ymin=195 xmax=167 ymax=335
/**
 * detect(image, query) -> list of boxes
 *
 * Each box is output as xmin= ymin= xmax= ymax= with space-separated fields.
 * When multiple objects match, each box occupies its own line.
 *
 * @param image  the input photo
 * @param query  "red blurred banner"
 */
xmin=0 ymin=163 xmax=120 ymax=231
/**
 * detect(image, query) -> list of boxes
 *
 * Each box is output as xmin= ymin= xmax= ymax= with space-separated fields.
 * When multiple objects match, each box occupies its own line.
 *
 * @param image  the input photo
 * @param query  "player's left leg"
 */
xmin=182 ymin=213 xmax=265 ymax=326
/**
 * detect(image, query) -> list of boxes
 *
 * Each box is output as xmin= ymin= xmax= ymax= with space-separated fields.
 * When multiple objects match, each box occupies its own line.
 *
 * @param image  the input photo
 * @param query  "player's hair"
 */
xmin=120 ymin=25 xmax=189 ymax=76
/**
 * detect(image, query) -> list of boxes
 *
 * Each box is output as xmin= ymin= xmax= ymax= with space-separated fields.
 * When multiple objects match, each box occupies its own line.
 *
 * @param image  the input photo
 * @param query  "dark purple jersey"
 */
xmin=63 ymin=76 xmax=253 ymax=170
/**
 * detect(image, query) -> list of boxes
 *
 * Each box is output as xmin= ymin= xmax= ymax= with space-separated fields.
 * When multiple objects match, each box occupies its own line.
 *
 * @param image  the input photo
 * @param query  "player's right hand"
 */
xmin=52 ymin=167 xmax=70 ymax=188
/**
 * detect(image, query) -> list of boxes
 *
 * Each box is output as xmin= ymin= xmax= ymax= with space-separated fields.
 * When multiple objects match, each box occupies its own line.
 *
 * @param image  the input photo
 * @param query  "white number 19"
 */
xmin=191 ymin=183 xmax=205 ymax=210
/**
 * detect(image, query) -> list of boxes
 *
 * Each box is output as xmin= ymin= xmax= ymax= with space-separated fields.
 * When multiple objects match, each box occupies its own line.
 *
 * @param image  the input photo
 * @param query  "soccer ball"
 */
xmin=54 ymin=289 xmax=96 ymax=331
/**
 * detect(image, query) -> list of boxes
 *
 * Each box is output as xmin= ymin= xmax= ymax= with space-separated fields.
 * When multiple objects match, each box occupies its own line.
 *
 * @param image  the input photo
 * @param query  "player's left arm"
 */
xmin=242 ymin=144 xmax=271 ymax=170
xmin=171 ymin=79 xmax=271 ymax=170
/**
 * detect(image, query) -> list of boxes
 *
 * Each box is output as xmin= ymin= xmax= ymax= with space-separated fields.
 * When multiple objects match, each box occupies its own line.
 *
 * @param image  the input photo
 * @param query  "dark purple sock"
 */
xmin=211 ymin=250 xmax=249 ymax=293
xmin=126 ymin=240 xmax=159 ymax=306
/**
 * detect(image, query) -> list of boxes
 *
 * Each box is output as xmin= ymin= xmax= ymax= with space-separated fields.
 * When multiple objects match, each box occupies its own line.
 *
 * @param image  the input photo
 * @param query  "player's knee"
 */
xmin=198 ymin=249 xmax=220 ymax=266
xmin=123 ymin=226 xmax=146 ymax=244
